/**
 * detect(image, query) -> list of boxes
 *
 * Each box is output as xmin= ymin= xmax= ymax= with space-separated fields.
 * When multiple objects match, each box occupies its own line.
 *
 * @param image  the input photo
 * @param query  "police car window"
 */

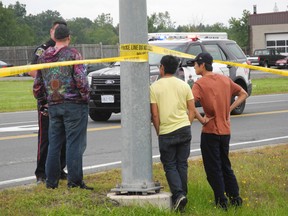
xmin=226 ymin=43 xmax=246 ymax=59
xmin=183 ymin=45 xmax=203 ymax=64
xmin=186 ymin=45 xmax=202 ymax=56
xmin=148 ymin=43 xmax=187 ymax=65
xmin=203 ymin=44 xmax=227 ymax=61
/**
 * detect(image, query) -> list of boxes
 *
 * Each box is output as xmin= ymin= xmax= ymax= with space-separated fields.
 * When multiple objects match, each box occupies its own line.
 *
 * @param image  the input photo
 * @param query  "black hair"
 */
xmin=54 ymin=24 xmax=70 ymax=40
xmin=160 ymin=55 xmax=180 ymax=75
xmin=52 ymin=20 xmax=67 ymax=28
xmin=197 ymin=61 xmax=213 ymax=71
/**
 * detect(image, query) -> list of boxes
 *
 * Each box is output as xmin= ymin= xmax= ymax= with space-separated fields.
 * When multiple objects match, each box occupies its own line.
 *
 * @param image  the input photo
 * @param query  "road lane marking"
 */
xmin=0 ymin=125 xmax=38 ymax=132
xmin=0 ymin=121 xmax=37 ymax=126
xmin=0 ymin=136 xmax=287 ymax=187
xmin=0 ymin=125 xmax=121 ymax=141
xmin=234 ymin=110 xmax=288 ymax=117
xmin=0 ymin=134 xmax=38 ymax=140
xmin=247 ymin=100 xmax=288 ymax=105
xmin=88 ymin=126 xmax=121 ymax=132
xmin=0 ymin=110 xmax=287 ymax=140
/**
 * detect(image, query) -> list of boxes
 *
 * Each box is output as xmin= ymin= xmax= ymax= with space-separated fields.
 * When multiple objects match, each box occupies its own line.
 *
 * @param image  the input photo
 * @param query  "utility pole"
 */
xmin=112 ymin=0 xmax=161 ymax=194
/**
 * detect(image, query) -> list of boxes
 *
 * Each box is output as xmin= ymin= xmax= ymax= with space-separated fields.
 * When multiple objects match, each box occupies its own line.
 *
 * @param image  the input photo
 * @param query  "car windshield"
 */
xmin=148 ymin=43 xmax=187 ymax=65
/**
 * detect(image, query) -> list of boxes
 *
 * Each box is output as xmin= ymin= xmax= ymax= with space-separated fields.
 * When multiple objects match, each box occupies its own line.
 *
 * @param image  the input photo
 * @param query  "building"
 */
xmin=248 ymin=7 xmax=288 ymax=55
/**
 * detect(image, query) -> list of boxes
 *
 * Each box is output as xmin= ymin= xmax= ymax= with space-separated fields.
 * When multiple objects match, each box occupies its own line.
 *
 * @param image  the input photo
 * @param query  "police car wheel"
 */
xmin=89 ymin=110 xmax=112 ymax=121
xmin=231 ymin=96 xmax=246 ymax=115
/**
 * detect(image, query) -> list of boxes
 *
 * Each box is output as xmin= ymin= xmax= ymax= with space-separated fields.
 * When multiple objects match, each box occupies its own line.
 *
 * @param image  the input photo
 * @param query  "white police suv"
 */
xmin=87 ymin=32 xmax=252 ymax=121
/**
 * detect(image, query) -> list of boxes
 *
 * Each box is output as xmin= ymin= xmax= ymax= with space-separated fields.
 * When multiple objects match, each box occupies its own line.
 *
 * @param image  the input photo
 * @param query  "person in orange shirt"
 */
xmin=191 ymin=53 xmax=248 ymax=210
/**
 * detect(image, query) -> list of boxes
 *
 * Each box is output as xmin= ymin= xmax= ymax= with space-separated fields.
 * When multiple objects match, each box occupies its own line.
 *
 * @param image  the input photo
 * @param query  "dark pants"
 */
xmin=46 ymin=103 xmax=88 ymax=188
xmin=158 ymin=126 xmax=191 ymax=203
xmin=35 ymin=109 xmax=66 ymax=179
xmin=200 ymin=133 xmax=240 ymax=204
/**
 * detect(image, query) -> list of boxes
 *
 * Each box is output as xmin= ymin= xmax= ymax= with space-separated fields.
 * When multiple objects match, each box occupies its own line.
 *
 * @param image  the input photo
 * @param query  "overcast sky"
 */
xmin=1 ymin=0 xmax=288 ymax=26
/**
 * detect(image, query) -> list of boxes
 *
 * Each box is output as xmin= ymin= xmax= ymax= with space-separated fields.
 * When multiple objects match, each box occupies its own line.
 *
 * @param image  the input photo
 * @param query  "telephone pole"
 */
xmin=111 ymin=0 xmax=161 ymax=194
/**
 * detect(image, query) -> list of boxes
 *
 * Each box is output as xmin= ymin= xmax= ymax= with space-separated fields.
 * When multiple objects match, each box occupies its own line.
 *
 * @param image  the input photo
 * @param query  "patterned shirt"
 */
xmin=33 ymin=46 xmax=89 ymax=105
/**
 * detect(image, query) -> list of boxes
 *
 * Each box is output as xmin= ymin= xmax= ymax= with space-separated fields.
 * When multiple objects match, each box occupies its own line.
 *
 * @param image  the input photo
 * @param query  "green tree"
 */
xmin=87 ymin=13 xmax=118 ymax=45
xmin=0 ymin=2 xmax=252 ymax=47
xmin=25 ymin=10 xmax=64 ymax=44
xmin=205 ymin=22 xmax=228 ymax=32
xmin=148 ymin=11 xmax=176 ymax=32
xmin=88 ymin=28 xmax=118 ymax=45
xmin=67 ymin=18 xmax=93 ymax=44
xmin=228 ymin=10 xmax=250 ymax=50
xmin=147 ymin=13 xmax=157 ymax=32
xmin=176 ymin=22 xmax=227 ymax=34
xmin=0 ymin=2 xmax=33 ymax=46
xmin=94 ymin=13 xmax=114 ymax=27
xmin=8 ymin=1 xmax=26 ymax=20
xmin=176 ymin=24 xmax=198 ymax=32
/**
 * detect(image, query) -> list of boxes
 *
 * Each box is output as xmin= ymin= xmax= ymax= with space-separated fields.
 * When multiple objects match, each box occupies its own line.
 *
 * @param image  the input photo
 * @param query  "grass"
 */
xmin=0 ymin=144 xmax=287 ymax=215
xmin=252 ymin=77 xmax=288 ymax=95
xmin=0 ymin=77 xmax=287 ymax=112
xmin=0 ymin=80 xmax=36 ymax=112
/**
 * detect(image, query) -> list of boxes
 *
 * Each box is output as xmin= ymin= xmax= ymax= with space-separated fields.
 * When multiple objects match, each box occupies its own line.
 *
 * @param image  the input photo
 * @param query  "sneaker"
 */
xmin=46 ymin=185 xmax=57 ymax=189
xmin=217 ymin=201 xmax=228 ymax=211
xmin=79 ymin=182 xmax=94 ymax=190
xmin=230 ymin=196 xmax=243 ymax=207
xmin=60 ymin=171 xmax=68 ymax=180
xmin=216 ymin=197 xmax=228 ymax=211
xmin=68 ymin=182 xmax=94 ymax=190
xmin=36 ymin=177 xmax=46 ymax=185
xmin=174 ymin=195 xmax=187 ymax=212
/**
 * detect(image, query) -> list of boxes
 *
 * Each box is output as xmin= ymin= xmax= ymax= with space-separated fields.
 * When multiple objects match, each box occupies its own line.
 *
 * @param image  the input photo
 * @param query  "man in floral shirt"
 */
xmin=33 ymin=24 xmax=92 ymax=190
xmin=29 ymin=20 xmax=67 ymax=185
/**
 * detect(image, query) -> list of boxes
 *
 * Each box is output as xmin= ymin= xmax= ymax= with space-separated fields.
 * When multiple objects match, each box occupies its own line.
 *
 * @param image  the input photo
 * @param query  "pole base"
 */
xmin=111 ymin=181 xmax=163 ymax=195
xmin=107 ymin=191 xmax=172 ymax=210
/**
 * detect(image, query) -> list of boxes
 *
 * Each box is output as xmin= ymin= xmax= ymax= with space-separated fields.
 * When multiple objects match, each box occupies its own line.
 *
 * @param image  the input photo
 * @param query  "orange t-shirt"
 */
xmin=192 ymin=74 xmax=242 ymax=135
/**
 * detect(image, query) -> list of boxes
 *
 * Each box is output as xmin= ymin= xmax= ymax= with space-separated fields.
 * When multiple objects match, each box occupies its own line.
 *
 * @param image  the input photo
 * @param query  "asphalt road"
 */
xmin=0 ymin=93 xmax=287 ymax=189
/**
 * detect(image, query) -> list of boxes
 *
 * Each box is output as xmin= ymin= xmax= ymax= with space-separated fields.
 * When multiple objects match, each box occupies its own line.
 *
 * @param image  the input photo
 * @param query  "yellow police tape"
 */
xmin=0 ymin=55 xmax=147 ymax=78
xmin=0 ymin=43 xmax=287 ymax=77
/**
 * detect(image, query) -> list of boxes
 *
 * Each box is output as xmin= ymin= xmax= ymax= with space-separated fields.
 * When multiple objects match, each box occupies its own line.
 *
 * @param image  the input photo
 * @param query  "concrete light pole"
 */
xmin=111 ymin=0 xmax=162 ymax=194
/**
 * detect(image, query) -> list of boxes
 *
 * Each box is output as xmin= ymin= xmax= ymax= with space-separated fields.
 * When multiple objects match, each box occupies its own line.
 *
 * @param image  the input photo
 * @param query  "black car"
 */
xmin=87 ymin=62 xmax=159 ymax=121
xmin=86 ymin=63 xmax=111 ymax=75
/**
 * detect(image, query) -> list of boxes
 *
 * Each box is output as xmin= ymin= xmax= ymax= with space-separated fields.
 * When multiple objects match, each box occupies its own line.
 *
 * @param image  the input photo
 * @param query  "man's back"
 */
xmin=34 ymin=46 xmax=89 ymax=105
xmin=150 ymin=76 xmax=192 ymax=135
xmin=193 ymin=74 xmax=241 ymax=135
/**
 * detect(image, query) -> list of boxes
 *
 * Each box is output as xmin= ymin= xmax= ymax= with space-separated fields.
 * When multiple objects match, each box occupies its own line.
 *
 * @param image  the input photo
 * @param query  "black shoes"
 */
xmin=46 ymin=182 xmax=93 ymax=190
xmin=68 ymin=182 xmax=94 ymax=190
xmin=60 ymin=171 xmax=68 ymax=180
xmin=216 ymin=197 xmax=228 ymax=211
xmin=230 ymin=196 xmax=243 ymax=207
xmin=37 ymin=170 xmax=67 ymax=184
xmin=46 ymin=185 xmax=57 ymax=189
xmin=36 ymin=176 xmax=46 ymax=185
xmin=216 ymin=196 xmax=243 ymax=210
xmin=217 ymin=201 xmax=228 ymax=211
xmin=174 ymin=195 xmax=187 ymax=212
xmin=79 ymin=183 xmax=94 ymax=190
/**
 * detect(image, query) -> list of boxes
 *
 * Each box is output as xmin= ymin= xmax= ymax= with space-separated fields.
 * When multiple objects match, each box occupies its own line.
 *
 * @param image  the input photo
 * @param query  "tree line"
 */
xmin=0 ymin=1 xmax=250 ymax=50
